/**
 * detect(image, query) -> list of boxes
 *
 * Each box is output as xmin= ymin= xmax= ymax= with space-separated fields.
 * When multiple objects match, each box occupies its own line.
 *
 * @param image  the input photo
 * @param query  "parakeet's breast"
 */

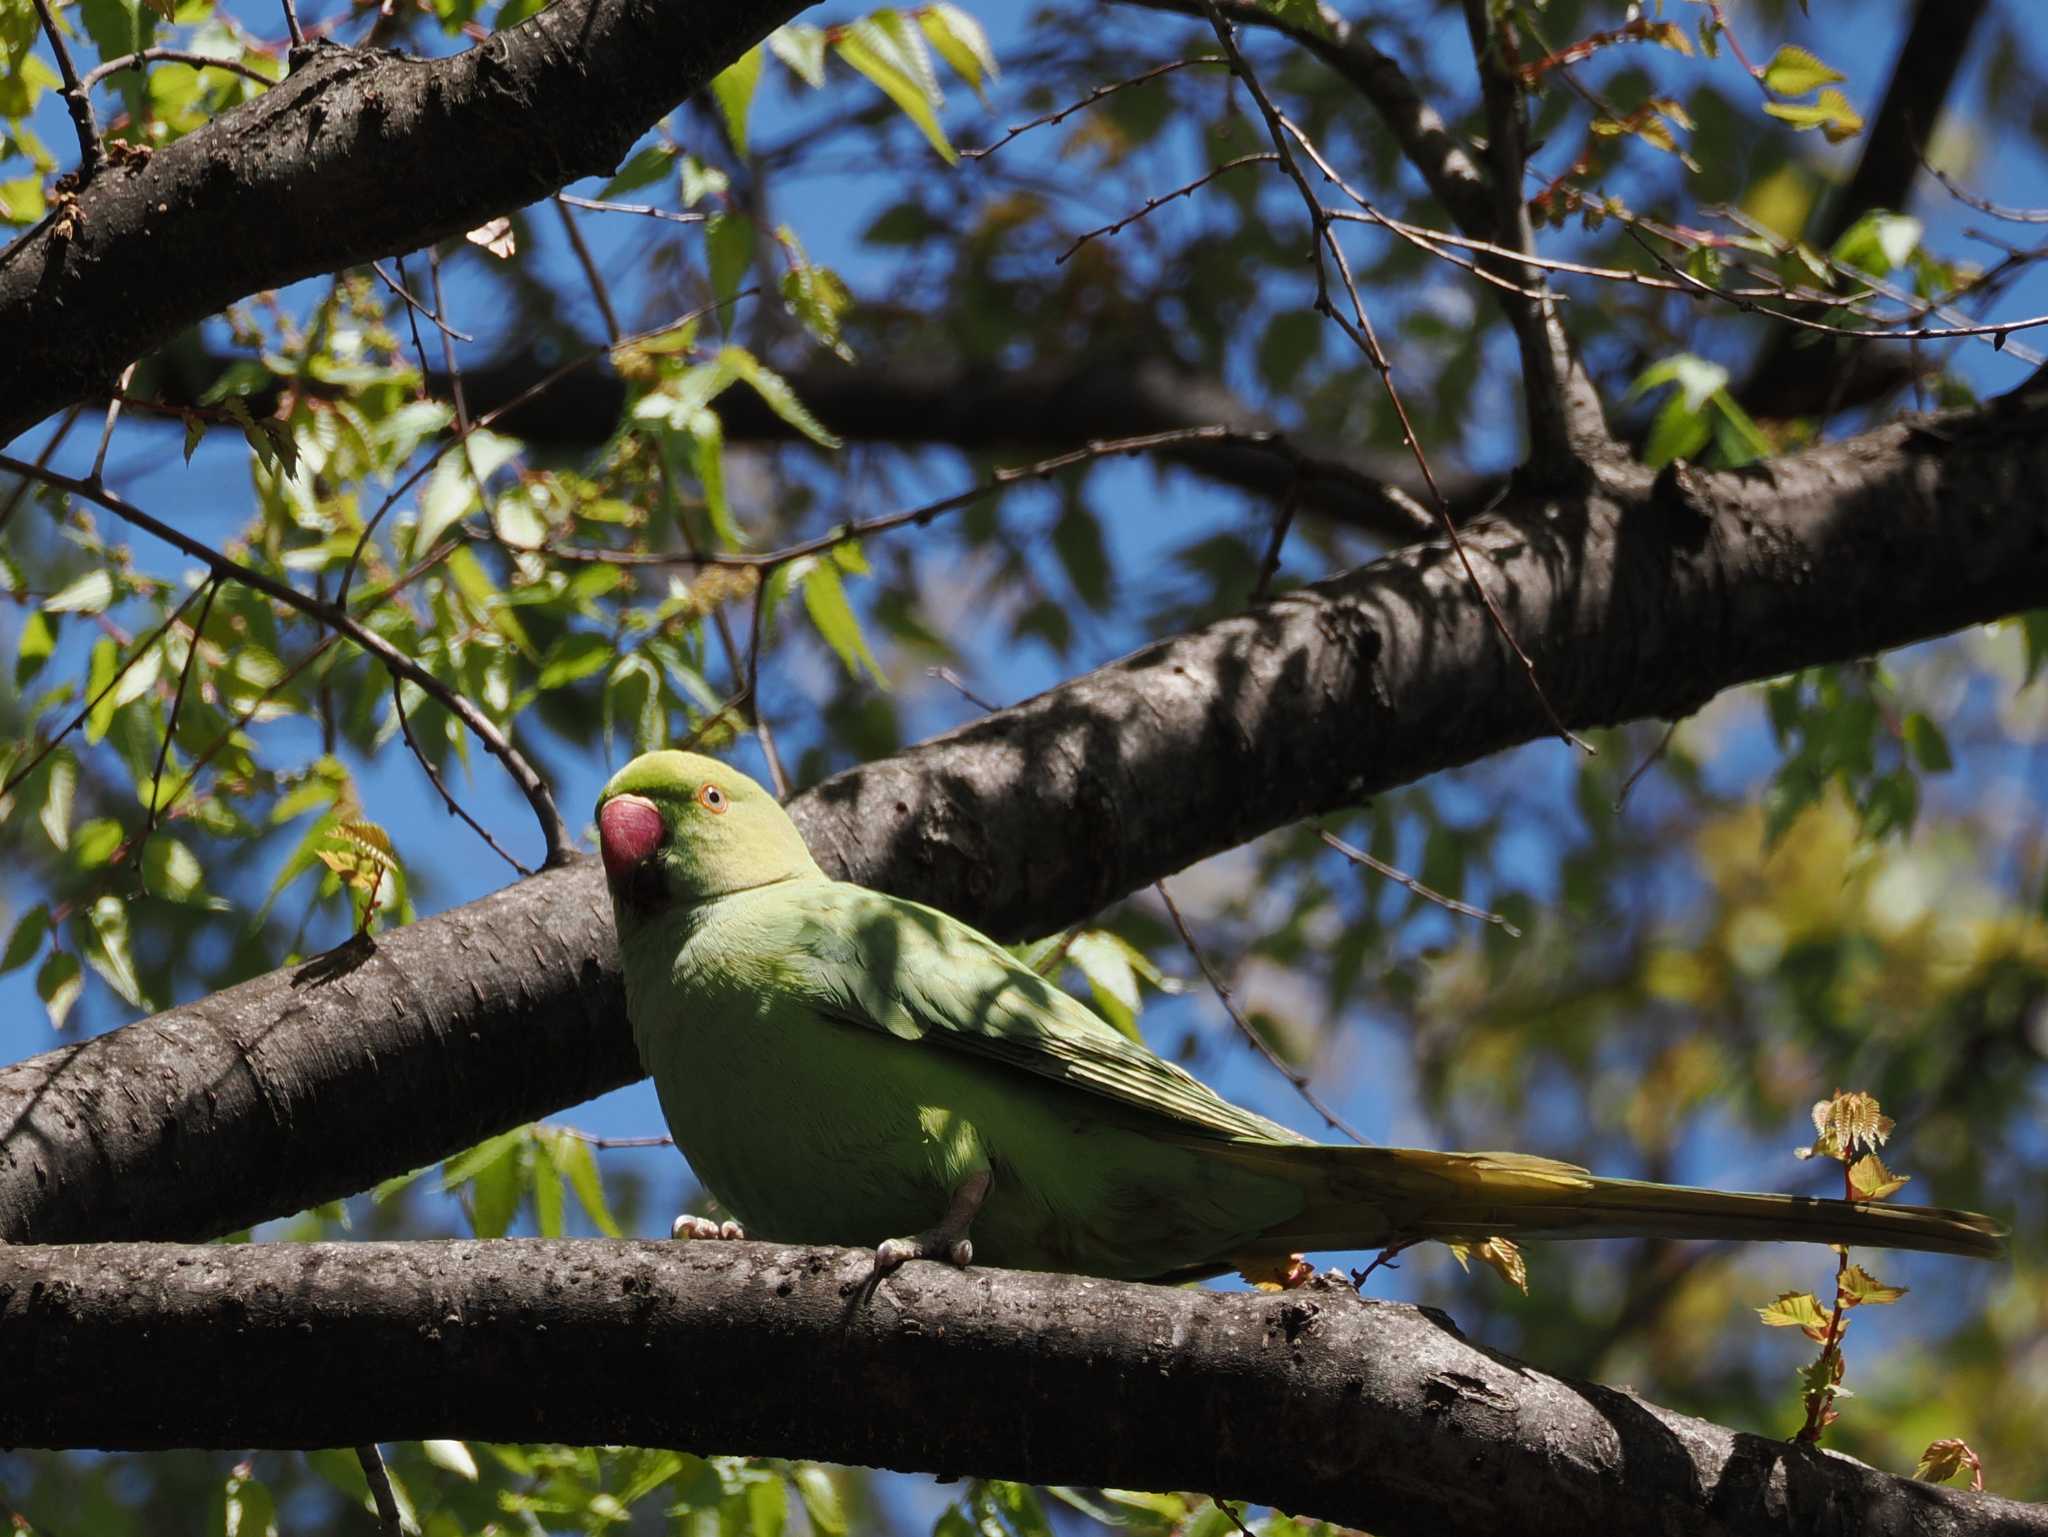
xmin=618 ymin=882 xmax=1306 ymax=1278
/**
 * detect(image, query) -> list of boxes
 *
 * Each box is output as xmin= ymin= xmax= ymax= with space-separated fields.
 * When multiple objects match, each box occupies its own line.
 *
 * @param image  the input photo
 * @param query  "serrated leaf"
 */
xmin=1447 ymin=1235 xmax=1528 ymax=1293
xmin=919 ymin=4 xmax=998 ymax=102
xmin=835 ymin=18 xmax=956 ymax=164
xmin=45 ymin=569 xmax=114 ymax=614
xmin=802 ymin=559 xmax=886 ymax=685
xmin=80 ymin=894 xmax=144 ymax=1008
xmin=768 ymin=23 xmax=828 ymax=88
xmin=1915 ymin=1438 xmax=1984 ymax=1490
xmin=1761 ymin=44 xmax=1845 ymax=97
xmin=1847 ymin=1152 xmax=1910 ymax=1201
xmin=712 ymin=45 xmax=763 ymax=156
xmin=39 ymin=751 xmax=76 ymax=850
xmin=721 ymin=347 xmax=841 ymax=448
xmin=1838 ymin=1263 xmax=1907 ymax=1305
xmin=1762 ymin=87 xmax=1863 ymax=143
xmin=1757 ymin=1290 xmax=1830 ymax=1329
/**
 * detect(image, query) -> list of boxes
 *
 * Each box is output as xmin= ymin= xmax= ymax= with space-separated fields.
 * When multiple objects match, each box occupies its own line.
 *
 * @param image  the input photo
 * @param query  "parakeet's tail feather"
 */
xmin=1203 ymin=1141 xmax=2006 ymax=1260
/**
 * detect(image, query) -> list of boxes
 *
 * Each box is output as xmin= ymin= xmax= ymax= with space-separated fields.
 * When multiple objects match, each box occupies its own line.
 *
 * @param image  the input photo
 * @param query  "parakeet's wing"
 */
xmin=777 ymin=882 xmax=1310 ymax=1145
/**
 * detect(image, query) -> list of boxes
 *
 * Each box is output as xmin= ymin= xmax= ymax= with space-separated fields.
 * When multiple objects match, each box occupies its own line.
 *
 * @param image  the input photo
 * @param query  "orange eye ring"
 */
xmin=696 ymin=783 xmax=729 ymax=814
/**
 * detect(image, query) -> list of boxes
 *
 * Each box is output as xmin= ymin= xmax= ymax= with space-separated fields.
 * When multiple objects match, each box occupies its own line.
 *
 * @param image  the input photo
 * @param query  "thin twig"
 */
xmin=0 ymin=456 xmax=570 ymax=867
xmin=373 ymin=260 xmax=472 ymax=342
xmin=391 ymin=674 xmax=533 ymax=876
xmin=551 ymin=1125 xmax=676 ymax=1149
xmin=1928 ymin=163 xmax=2048 ymax=225
xmin=80 ymin=47 xmax=275 ymax=92
xmin=1155 ymin=879 xmax=1371 ymax=1145
xmin=927 ymin=666 xmax=999 ymax=712
xmin=557 ymin=192 xmax=708 ymax=226
xmin=0 ymin=580 xmax=212 ymax=805
xmin=88 ymin=363 xmax=135 ymax=482
xmin=0 ymin=403 xmax=86 ymax=536
xmin=1058 ymin=154 xmax=1275 ymax=265
xmin=29 ymin=0 xmax=102 ymax=181
xmin=139 ymin=577 xmax=220 ymax=847
xmin=355 ymin=1445 xmax=402 ymax=1537
xmin=336 ymin=290 xmax=758 ymax=605
xmin=280 ymin=0 xmax=305 ymax=48
xmin=1613 ymin=718 xmax=1680 ymax=813
xmin=555 ymin=194 xmax=622 ymax=344
xmin=964 ymin=55 xmax=1225 ymax=160
xmin=1201 ymin=3 xmax=1592 ymax=755
xmin=1318 ymin=829 xmax=1520 ymax=936
xmin=743 ymin=575 xmax=788 ymax=799
xmin=549 ymin=427 xmax=1424 ymax=569
xmin=1249 ymin=473 xmax=1299 ymax=602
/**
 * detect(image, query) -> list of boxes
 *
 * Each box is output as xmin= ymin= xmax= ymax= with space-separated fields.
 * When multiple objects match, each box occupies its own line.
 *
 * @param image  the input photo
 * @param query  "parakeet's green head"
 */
xmin=595 ymin=751 xmax=822 ymax=917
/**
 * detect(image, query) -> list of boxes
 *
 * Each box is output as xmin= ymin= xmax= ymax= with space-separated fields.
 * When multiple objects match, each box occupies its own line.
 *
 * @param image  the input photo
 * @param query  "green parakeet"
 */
xmin=596 ymin=750 xmax=2002 ymax=1283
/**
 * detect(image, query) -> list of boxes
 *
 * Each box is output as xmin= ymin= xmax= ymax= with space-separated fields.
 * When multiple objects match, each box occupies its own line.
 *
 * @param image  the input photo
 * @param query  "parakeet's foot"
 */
xmin=869 ymin=1170 xmax=991 ymax=1279
xmin=672 ymin=1214 xmax=745 ymax=1241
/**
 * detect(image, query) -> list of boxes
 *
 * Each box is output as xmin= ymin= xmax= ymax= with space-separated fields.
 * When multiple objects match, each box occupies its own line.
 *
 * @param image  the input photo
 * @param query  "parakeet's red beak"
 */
xmin=599 ymin=794 xmax=664 ymax=880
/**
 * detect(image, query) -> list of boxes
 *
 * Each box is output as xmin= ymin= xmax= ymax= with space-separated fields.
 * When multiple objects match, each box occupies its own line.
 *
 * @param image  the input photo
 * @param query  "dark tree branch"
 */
xmin=0 ymin=0 xmax=811 ymax=447
xmin=130 ymin=343 xmax=1450 ymax=544
xmin=1737 ymin=0 xmax=1989 ymax=422
xmin=5 ymin=395 xmax=2047 ymax=1246
xmin=3 ymin=1240 xmax=2041 ymax=1537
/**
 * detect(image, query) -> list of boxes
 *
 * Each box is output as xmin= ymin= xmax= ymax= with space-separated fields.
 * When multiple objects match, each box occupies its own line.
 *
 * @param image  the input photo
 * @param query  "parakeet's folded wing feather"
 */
xmin=779 ymin=883 xmax=1317 ymax=1145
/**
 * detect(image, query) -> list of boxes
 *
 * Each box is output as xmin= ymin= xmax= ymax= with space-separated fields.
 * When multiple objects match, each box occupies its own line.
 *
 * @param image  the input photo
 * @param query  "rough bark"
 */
xmin=0 ymin=0 xmax=811 ymax=448
xmin=1 ymin=1239 xmax=2040 ymax=1537
xmin=4 ymin=399 xmax=2047 ymax=1247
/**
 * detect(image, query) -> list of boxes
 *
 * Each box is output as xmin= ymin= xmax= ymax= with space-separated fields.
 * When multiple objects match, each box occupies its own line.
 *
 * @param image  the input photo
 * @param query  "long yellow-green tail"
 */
xmin=1214 ymin=1142 xmax=2005 ymax=1259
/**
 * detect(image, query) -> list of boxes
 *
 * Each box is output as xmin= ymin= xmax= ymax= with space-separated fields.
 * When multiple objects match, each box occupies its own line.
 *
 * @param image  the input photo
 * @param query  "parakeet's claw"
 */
xmin=672 ymin=1213 xmax=745 ymax=1242
xmin=867 ymin=1170 xmax=989 ymax=1283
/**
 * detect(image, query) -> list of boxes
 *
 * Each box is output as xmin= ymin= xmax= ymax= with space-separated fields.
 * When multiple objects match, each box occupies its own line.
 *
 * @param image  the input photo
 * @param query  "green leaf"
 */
xmin=748 ymin=1473 xmax=787 ymax=1537
xmin=712 ymin=45 xmax=764 ymax=156
xmin=39 ymin=751 xmax=76 ymax=850
xmin=802 ymin=559 xmax=886 ymax=685
xmin=722 ymin=347 xmax=841 ymax=448
xmin=143 ymin=835 xmax=208 ymax=903
xmin=553 ymin=1132 xmax=624 ymax=1237
xmin=704 ymin=212 xmax=756 ymax=327
xmin=1903 ymin=712 xmax=1953 ymax=772
xmin=422 ymin=1440 xmax=480 ymax=1482
xmin=1760 ymin=44 xmax=1845 ymax=97
xmin=2 ymin=903 xmax=49 ymax=975
xmin=80 ymin=893 xmax=145 ymax=1008
xmin=1838 ymin=1263 xmax=1907 ymax=1306
xmin=1052 ymin=501 xmax=1112 ymax=610
xmin=793 ymin=1468 xmax=845 ymax=1537
xmin=835 ymin=16 xmax=956 ymax=164
xmin=222 ymin=1467 xmax=279 ymax=1537
xmin=45 ymin=569 xmax=115 ymax=614
xmin=1831 ymin=211 xmax=1921 ymax=274
xmin=416 ymin=429 xmax=523 ymax=555
xmin=1643 ymin=391 xmax=1711 ymax=469
xmin=918 ymin=4 xmax=998 ymax=102
xmin=600 ymin=142 xmax=675 ymax=200
xmin=37 ymin=948 xmax=83 ymax=1028
xmin=537 ymin=631 xmax=615 ymax=690
xmin=73 ymin=817 xmax=125 ymax=868
xmin=15 ymin=608 xmax=56 ymax=685
xmin=1762 ymin=88 xmax=1863 ymax=143
xmin=1756 ymin=1290 xmax=1829 ymax=1329
xmin=1066 ymin=931 xmax=1142 ymax=1040
xmin=768 ymin=23 xmax=827 ymax=88
xmin=1707 ymin=388 xmax=1774 ymax=467
xmin=442 ymin=1126 xmax=528 ymax=1187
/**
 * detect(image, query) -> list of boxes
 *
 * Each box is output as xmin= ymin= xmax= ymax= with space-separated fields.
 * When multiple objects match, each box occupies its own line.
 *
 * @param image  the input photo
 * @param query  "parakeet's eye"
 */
xmin=697 ymin=783 xmax=729 ymax=813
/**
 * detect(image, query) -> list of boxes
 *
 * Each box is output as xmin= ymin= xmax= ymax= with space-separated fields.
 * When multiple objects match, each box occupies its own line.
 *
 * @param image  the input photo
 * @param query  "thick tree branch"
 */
xmin=5 ymin=399 xmax=2048 ymax=1245
xmin=132 ymin=344 xmax=1448 ymax=543
xmin=3 ymin=1240 xmax=2040 ymax=1537
xmin=0 ymin=0 xmax=810 ymax=447
xmin=1737 ymin=0 xmax=1990 ymax=423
